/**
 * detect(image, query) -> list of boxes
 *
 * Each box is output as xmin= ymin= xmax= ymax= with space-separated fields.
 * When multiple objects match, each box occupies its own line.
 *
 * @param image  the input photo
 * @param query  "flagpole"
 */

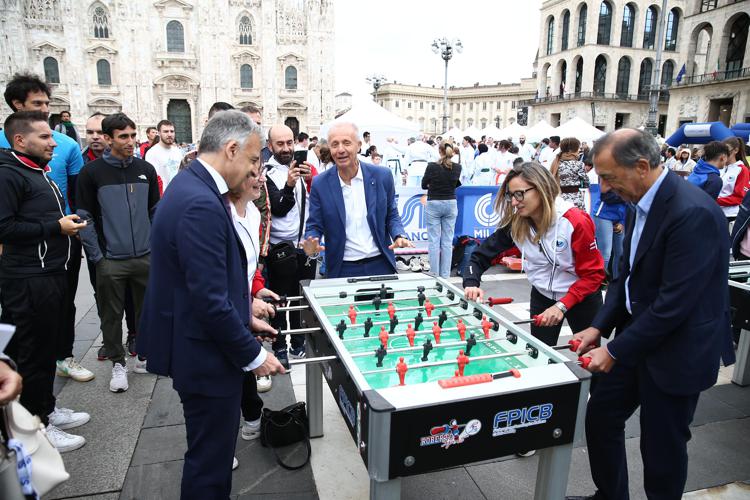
xmin=645 ymin=0 xmax=669 ymax=137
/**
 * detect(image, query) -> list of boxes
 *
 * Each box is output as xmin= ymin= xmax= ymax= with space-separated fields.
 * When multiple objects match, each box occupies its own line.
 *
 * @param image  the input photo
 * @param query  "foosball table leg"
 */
xmin=306 ymin=361 xmax=325 ymax=438
xmin=367 ymin=405 xmax=401 ymax=500
xmin=533 ymin=371 xmax=590 ymax=500
xmin=732 ymin=329 xmax=750 ymax=386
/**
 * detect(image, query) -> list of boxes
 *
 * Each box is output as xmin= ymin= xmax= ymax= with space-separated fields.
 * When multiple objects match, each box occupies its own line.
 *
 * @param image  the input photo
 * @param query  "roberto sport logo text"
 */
xmin=492 ymin=403 xmax=553 ymax=437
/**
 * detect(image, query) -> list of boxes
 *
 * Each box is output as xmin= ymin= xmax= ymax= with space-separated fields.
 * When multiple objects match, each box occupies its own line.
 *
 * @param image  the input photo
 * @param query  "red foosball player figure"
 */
xmin=387 ymin=302 xmax=396 ymax=320
xmin=424 ymin=299 xmax=435 ymax=317
xmin=379 ymin=326 xmax=389 ymax=348
xmin=396 ymin=357 xmax=408 ymax=386
xmin=406 ymin=324 xmax=416 ymax=347
xmin=456 ymin=349 xmax=470 ymax=376
xmin=456 ymin=319 xmax=467 ymax=341
xmin=348 ymin=305 xmax=357 ymax=325
xmin=481 ymin=316 xmax=492 ymax=339
xmin=432 ymin=322 xmax=442 ymax=344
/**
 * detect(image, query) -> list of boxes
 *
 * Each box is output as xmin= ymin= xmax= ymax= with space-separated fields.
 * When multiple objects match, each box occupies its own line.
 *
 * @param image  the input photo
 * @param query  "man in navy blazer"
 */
xmin=570 ymin=129 xmax=735 ymax=500
xmin=138 ymin=111 xmax=283 ymax=499
xmin=302 ymin=122 xmax=413 ymax=278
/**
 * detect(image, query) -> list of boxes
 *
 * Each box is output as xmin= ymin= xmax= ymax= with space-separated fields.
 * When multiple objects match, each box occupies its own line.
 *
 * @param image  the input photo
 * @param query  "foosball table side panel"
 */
xmin=360 ymin=379 xmax=584 ymax=480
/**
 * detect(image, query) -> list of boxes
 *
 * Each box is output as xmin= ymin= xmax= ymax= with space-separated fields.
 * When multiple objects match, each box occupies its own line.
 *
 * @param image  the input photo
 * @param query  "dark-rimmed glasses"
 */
xmin=505 ymin=187 xmax=536 ymax=202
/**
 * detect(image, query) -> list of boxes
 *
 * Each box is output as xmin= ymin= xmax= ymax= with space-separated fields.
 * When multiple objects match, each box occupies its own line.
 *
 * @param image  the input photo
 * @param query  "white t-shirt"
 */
xmin=339 ymin=166 xmax=380 ymax=261
xmin=145 ymin=142 xmax=184 ymax=188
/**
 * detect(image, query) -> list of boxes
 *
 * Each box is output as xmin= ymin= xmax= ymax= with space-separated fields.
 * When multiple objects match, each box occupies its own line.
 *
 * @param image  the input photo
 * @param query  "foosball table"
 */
xmin=282 ymin=273 xmax=591 ymax=500
xmin=729 ymin=261 xmax=750 ymax=386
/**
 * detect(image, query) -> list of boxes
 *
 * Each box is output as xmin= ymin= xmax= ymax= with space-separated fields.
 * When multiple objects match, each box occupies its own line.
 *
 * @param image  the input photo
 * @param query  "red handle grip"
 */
xmin=568 ymin=339 xmax=582 ymax=352
xmin=487 ymin=297 xmax=514 ymax=306
xmin=439 ymin=373 xmax=492 ymax=388
xmin=578 ymin=356 xmax=592 ymax=369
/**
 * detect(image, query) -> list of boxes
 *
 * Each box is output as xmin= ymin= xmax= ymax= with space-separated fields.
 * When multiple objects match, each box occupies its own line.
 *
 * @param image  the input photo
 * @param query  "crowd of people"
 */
xmin=0 ymin=68 xmax=749 ymax=500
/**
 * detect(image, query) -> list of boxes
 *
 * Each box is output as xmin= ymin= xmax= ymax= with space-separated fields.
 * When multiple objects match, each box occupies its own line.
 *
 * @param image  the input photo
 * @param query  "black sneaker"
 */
xmin=275 ymin=349 xmax=290 ymax=371
xmin=126 ymin=333 xmax=137 ymax=357
xmin=97 ymin=345 xmax=116 ymax=361
xmin=289 ymin=345 xmax=306 ymax=359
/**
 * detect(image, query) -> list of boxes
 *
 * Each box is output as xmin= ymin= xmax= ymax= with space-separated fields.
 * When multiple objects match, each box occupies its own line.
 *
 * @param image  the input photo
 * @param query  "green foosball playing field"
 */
xmin=319 ymin=295 xmax=532 ymax=390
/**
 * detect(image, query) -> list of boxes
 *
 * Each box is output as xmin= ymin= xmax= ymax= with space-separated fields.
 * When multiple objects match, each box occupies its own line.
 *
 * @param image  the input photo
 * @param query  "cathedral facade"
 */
xmin=0 ymin=0 xmax=336 ymax=142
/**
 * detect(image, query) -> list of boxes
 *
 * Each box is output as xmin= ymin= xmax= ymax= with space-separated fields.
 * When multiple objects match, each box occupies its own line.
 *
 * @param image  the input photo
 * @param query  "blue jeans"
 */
xmin=594 ymin=216 xmax=624 ymax=280
xmin=426 ymin=199 xmax=458 ymax=278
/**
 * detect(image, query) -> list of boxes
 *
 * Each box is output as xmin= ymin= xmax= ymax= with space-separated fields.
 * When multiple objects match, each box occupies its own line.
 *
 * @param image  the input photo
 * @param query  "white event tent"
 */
xmin=480 ymin=124 xmax=504 ymax=139
xmin=525 ymin=120 xmax=557 ymax=143
xmin=442 ymin=127 xmax=464 ymax=141
xmin=499 ymin=122 xmax=527 ymax=142
xmin=555 ymin=117 xmax=605 ymax=144
xmin=463 ymin=125 xmax=483 ymax=140
xmin=319 ymin=98 xmax=420 ymax=148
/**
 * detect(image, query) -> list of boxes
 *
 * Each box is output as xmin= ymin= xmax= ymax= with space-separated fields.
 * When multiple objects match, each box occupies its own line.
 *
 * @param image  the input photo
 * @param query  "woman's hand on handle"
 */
xmin=464 ymin=286 xmax=485 ymax=303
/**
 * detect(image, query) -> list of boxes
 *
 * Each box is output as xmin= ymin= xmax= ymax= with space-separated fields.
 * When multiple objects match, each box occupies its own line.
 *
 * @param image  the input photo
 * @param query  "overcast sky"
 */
xmin=334 ymin=0 xmax=543 ymax=99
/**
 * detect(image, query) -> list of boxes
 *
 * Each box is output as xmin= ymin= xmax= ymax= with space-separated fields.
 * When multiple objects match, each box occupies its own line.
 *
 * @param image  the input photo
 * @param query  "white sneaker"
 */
xmin=109 ymin=363 xmax=129 ymax=393
xmin=516 ymin=450 xmax=536 ymax=457
xmin=419 ymin=256 xmax=431 ymax=272
xmin=48 ymin=407 xmax=90 ymax=430
xmin=396 ymin=258 xmax=410 ymax=271
xmin=133 ymin=358 xmax=148 ymax=374
xmin=256 ymin=375 xmax=272 ymax=393
xmin=409 ymin=257 xmax=422 ymax=272
xmin=46 ymin=424 xmax=86 ymax=452
xmin=232 ymin=457 xmax=239 ymax=470
xmin=241 ymin=418 xmax=261 ymax=441
xmin=56 ymin=357 xmax=95 ymax=382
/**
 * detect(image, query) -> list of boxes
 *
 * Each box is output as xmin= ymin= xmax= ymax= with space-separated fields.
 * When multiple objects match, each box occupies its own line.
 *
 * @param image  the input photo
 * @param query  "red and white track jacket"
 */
xmin=717 ymin=161 xmax=750 ymax=218
xmin=463 ymin=198 xmax=605 ymax=309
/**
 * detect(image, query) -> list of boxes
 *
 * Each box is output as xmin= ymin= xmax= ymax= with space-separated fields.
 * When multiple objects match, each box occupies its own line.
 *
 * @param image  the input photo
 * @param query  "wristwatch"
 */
xmin=554 ymin=301 xmax=568 ymax=314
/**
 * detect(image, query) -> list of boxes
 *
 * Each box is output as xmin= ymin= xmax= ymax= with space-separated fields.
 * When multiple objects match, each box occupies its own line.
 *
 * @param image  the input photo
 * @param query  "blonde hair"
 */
xmin=494 ymin=162 xmax=560 ymax=245
xmin=438 ymin=142 xmax=455 ymax=169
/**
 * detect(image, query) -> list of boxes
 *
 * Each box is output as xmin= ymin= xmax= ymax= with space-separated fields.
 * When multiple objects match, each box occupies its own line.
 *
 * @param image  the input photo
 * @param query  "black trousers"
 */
xmin=241 ymin=371 xmax=263 ymax=422
xmin=179 ymin=389 xmax=241 ymax=499
xmin=56 ymin=237 xmax=81 ymax=360
xmin=529 ymin=286 xmax=603 ymax=346
xmin=586 ymin=362 xmax=699 ymax=500
xmin=268 ymin=249 xmax=316 ymax=352
xmin=87 ymin=257 xmax=137 ymax=333
xmin=2 ymin=274 xmax=67 ymax=425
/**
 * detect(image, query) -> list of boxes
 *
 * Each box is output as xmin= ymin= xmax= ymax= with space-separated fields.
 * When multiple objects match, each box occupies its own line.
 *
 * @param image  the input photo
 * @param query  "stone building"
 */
xmin=0 ymin=0 xmax=336 ymax=142
xmin=523 ymin=0 xmax=748 ymax=135
xmin=375 ymin=79 xmax=537 ymax=135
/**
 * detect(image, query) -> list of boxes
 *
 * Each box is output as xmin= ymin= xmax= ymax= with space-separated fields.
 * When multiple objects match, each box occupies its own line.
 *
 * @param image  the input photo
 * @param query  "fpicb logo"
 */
xmin=492 ymin=403 xmax=553 ymax=437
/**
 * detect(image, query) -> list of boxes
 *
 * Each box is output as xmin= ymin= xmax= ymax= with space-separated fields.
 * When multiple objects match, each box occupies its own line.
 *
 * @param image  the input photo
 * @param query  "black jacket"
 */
xmin=730 ymin=190 xmax=750 ymax=259
xmin=76 ymin=150 xmax=160 ymax=263
xmin=0 ymin=149 xmax=70 ymax=277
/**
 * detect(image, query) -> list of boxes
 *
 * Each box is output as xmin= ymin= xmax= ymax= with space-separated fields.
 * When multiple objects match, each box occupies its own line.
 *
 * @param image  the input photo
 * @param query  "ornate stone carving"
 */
xmin=678 ymin=96 xmax=698 ymax=117
xmin=23 ymin=0 xmax=62 ymax=30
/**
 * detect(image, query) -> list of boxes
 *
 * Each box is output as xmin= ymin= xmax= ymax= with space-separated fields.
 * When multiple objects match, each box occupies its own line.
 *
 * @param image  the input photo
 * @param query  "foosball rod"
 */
xmin=325 ymin=293 xmax=450 ymax=313
xmin=350 ymin=336 xmax=525 ymax=358
xmin=289 ymin=355 xmax=338 ymax=365
xmin=274 ymin=304 xmax=311 ymax=312
xmin=274 ymin=326 xmax=322 ymax=336
xmin=361 ymin=350 xmax=531 ymax=375
xmin=310 ymin=283 xmax=445 ymax=300
xmin=342 ymin=321 xmax=491 ymax=342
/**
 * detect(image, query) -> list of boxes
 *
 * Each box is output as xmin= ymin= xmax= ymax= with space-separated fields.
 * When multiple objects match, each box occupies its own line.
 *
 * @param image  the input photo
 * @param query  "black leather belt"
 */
xmin=344 ymin=254 xmax=383 ymax=265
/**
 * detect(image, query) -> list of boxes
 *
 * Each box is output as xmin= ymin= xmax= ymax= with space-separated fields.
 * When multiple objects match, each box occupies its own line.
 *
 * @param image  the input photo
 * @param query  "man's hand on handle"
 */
xmin=572 ymin=327 xmax=615 ymax=373
xmin=252 ymin=351 xmax=286 ymax=377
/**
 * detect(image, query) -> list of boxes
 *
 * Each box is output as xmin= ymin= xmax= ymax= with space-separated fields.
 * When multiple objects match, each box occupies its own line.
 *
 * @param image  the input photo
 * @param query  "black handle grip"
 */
xmin=346 ymin=275 xmax=399 ymax=283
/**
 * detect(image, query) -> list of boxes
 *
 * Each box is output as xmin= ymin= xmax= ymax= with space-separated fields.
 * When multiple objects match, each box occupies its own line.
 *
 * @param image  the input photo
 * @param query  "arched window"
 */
xmin=166 ymin=20 xmax=184 ymax=53
xmin=638 ymin=58 xmax=653 ymax=97
xmin=616 ymin=57 xmax=631 ymax=96
xmin=93 ymin=5 xmax=109 ymax=38
xmin=559 ymin=60 xmax=568 ymax=96
xmin=575 ymin=58 xmax=583 ymax=93
xmin=593 ymin=55 xmax=607 ymax=95
xmin=661 ymin=60 xmax=674 ymax=88
xmin=620 ymin=4 xmax=635 ymax=47
xmin=96 ymin=59 xmax=111 ymax=86
xmin=597 ymin=1 xmax=612 ymax=45
xmin=285 ymin=66 xmax=297 ymax=90
xmin=561 ymin=11 xmax=570 ymax=51
xmin=664 ymin=8 xmax=679 ymax=51
xmin=643 ymin=6 xmax=657 ymax=49
xmin=43 ymin=57 xmax=60 ymax=83
xmin=577 ymin=4 xmax=588 ymax=46
xmin=726 ymin=14 xmax=749 ymax=76
xmin=240 ymin=64 xmax=253 ymax=89
xmin=239 ymin=15 xmax=252 ymax=45
xmin=546 ymin=16 xmax=555 ymax=55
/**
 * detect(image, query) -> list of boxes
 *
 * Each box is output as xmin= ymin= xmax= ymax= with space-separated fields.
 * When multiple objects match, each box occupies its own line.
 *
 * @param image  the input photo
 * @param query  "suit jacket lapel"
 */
xmin=631 ymin=171 xmax=676 ymax=272
xmin=361 ymin=164 xmax=378 ymax=235
xmin=328 ymin=167 xmax=346 ymax=229
xmin=188 ymin=160 xmax=244 ymax=249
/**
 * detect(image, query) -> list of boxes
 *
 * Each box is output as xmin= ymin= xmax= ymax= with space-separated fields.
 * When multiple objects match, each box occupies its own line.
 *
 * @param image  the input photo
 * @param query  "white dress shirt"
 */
xmin=199 ymin=158 xmax=266 ymax=370
xmin=340 ymin=165 xmax=381 ymax=261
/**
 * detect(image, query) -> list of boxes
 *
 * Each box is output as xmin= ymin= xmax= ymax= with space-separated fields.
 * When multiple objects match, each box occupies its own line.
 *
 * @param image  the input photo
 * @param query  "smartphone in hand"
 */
xmin=293 ymin=149 xmax=308 ymax=166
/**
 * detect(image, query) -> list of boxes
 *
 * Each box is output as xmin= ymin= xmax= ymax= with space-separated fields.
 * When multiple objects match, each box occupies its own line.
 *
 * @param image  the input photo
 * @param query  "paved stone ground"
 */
xmin=44 ymin=263 xmax=749 ymax=499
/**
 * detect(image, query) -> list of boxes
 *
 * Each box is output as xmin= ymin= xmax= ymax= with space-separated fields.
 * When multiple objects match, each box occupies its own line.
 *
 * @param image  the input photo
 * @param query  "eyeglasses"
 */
xmin=505 ymin=187 xmax=536 ymax=202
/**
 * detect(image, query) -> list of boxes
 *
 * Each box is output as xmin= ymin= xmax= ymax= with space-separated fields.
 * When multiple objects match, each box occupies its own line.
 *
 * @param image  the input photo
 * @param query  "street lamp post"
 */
xmin=645 ymin=0 xmax=669 ymax=137
xmin=366 ymin=74 xmax=387 ymax=102
xmin=432 ymin=37 xmax=462 ymax=133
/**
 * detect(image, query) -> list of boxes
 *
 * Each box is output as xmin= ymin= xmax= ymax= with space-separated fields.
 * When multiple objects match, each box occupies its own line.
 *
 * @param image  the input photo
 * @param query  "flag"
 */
xmin=712 ymin=62 xmax=719 ymax=79
xmin=676 ymin=64 xmax=686 ymax=83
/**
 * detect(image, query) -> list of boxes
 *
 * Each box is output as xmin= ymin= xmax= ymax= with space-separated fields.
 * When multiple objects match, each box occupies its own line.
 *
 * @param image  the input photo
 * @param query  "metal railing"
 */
xmin=670 ymin=67 xmax=750 ymax=86
xmin=519 ymin=91 xmax=669 ymax=106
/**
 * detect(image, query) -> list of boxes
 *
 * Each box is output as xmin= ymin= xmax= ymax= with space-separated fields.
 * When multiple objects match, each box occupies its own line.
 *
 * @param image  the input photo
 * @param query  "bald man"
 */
xmin=263 ymin=124 xmax=316 ymax=366
xmin=303 ymin=122 xmax=413 ymax=279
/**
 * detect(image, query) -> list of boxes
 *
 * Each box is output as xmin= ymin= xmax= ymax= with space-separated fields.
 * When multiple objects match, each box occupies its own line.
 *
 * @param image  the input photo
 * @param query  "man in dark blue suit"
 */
xmin=570 ymin=129 xmax=735 ymax=500
xmin=138 ymin=111 xmax=284 ymax=499
xmin=302 ymin=122 xmax=413 ymax=278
